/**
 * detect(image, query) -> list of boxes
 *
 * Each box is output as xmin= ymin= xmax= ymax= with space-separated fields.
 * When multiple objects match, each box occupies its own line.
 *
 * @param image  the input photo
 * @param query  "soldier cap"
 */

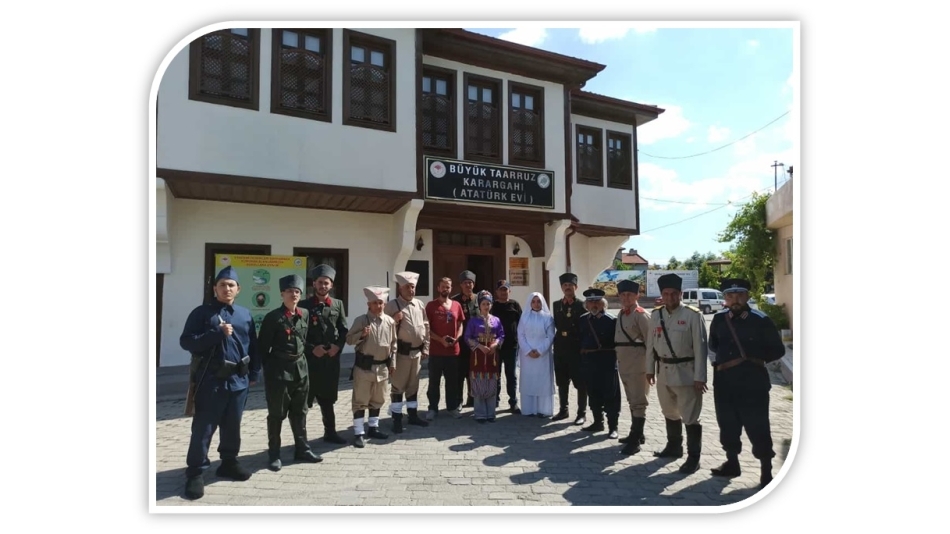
xmin=583 ymin=287 xmax=606 ymax=301
xmin=721 ymin=278 xmax=751 ymax=294
xmin=310 ymin=264 xmax=336 ymax=282
xmin=363 ymin=286 xmax=389 ymax=303
xmin=559 ymin=272 xmax=578 ymax=286
xmin=279 ymin=274 xmax=305 ymax=292
xmin=394 ymin=271 xmax=419 ymax=286
xmin=617 ymin=280 xmax=640 ymax=294
xmin=657 ymin=273 xmax=682 ymax=292
xmin=214 ymin=266 xmax=239 ymax=284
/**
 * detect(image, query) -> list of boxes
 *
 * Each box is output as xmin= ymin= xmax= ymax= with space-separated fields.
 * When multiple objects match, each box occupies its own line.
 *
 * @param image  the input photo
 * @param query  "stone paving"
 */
xmin=154 ymin=359 xmax=793 ymax=507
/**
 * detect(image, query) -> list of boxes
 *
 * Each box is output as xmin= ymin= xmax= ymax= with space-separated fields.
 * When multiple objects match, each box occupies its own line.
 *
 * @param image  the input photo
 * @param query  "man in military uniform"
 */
xmin=614 ymin=279 xmax=652 ymax=455
xmin=301 ymin=264 xmax=349 ymax=445
xmin=258 ymin=274 xmax=322 ymax=471
xmin=179 ymin=266 xmax=261 ymax=500
xmin=578 ymin=288 xmax=621 ymax=438
xmin=345 ymin=286 xmax=397 ymax=448
xmin=451 ymin=270 xmax=479 ymax=409
xmin=384 ymin=271 xmax=430 ymax=430
xmin=708 ymin=278 xmax=787 ymax=489
xmin=551 ymin=272 xmax=589 ymax=425
xmin=646 ymin=273 xmax=709 ymax=474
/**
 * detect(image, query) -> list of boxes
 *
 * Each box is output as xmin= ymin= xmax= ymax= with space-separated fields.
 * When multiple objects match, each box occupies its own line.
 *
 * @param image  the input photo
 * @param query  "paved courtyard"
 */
xmin=154 ymin=356 xmax=793 ymax=507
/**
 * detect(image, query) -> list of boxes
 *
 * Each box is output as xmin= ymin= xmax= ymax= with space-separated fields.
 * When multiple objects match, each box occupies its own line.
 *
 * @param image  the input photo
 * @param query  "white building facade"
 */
xmin=155 ymin=27 xmax=663 ymax=367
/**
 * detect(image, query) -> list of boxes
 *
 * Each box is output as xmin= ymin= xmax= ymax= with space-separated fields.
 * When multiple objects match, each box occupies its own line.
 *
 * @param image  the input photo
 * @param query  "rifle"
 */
xmin=184 ymin=316 xmax=224 ymax=416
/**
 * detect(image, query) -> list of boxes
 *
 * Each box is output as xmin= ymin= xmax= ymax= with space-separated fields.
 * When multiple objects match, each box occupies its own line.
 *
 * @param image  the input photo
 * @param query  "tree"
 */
xmin=667 ymin=256 xmax=681 ymax=270
xmin=717 ymin=192 xmax=777 ymax=298
xmin=612 ymin=258 xmax=631 ymax=270
xmin=698 ymin=262 xmax=721 ymax=289
xmin=683 ymin=250 xmax=720 ymax=271
xmin=649 ymin=263 xmax=663 ymax=270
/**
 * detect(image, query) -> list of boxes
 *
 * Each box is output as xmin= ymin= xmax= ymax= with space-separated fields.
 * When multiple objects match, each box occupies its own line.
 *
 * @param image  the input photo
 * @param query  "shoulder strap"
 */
xmin=724 ymin=313 xmax=749 ymax=360
xmin=657 ymin=308 xmax=677 ymax=358
xmin=618 ymin=313 xmax=637 ymax=344
xmin=586 ymin=315 xmax=603 ymax=350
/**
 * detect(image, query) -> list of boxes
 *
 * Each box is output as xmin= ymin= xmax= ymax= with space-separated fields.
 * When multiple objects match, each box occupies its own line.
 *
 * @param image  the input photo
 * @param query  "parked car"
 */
xmin=681 ymin=288 xmax=725 ymax=314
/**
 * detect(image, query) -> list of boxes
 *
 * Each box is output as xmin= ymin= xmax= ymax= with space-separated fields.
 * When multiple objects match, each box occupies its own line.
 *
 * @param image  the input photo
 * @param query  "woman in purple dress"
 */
xmin=463 ymin=290 xmax=506 ymax=423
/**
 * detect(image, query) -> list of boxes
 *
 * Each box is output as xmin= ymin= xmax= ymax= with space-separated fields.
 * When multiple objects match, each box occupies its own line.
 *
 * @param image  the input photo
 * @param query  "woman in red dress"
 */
xmin=463 ymin=290 xmax=506 ymax=423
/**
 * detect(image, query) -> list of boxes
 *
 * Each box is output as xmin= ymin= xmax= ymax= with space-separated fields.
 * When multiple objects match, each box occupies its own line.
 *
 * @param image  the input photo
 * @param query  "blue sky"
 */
xmin=465 ymin=25 xmax=797 ymax=266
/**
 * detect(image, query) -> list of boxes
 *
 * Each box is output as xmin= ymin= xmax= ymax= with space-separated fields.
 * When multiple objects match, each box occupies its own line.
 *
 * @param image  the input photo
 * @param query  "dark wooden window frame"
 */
xmin=342 ymin=29 xmax=397 ymax=132
xmin=507 ymin=80 xmax=545 ymax=169
xmin=189 ymin=28 xmax=261 ymax=111
xmin=606 ymin=130 xmax=633 ymax=190
xmin=293 ymin=247 xmax=350 ymax=313
xmin=463 ymin=73 xmax=504 ymax=164
xmin=203 ymin=243 xmax=272 ymax=305
xmin=270 ymin=28 xmax=332 ymax=122
xmin=576 ymin=125 xmax=603 ymax=186
xmin=420 ymin=65 xmax=457 ymax=157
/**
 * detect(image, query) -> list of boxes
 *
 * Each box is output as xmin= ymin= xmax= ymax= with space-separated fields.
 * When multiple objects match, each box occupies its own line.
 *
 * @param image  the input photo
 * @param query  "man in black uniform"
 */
xmin=551 ymin=272 xmax=589 ymax=425
xmin=258 ymin=274 xmax=322 ymax=471
xmin=301 ymin=264 xmax=349 ymax=444
xmin=491 ymin=279 xmax=523 ymax=413
xmin=578 ymin=288 xmax=621 ymax=439
xmin=451 ymin=270 xmax=479 ymax=409
xmin=708 ymin=278 xmax=787 ymax=489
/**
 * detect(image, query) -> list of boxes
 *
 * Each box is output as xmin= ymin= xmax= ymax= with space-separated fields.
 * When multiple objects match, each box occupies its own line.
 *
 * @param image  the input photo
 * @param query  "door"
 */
xmin=438 ymin=253 xmax=469 ymax=294
xmin=468 ymin=254 xmax=495 ymax=294
xmin=294 ymin=248 xmax=349 ymax=314
xmin=156 ymin=273 xmax=164 ymax=368
xmin=434 ymin=253 xmax=496 ymax=295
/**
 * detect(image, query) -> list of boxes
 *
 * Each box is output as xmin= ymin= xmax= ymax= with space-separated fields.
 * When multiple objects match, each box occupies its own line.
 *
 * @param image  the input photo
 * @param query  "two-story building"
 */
xmin=155 ymin=27 xmax=664 ymax=367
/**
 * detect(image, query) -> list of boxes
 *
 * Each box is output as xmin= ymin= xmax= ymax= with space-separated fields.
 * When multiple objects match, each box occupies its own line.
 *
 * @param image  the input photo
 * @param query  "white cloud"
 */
xmin=747 ymin=39 xmax=760 ymax=50
xmin=636 ymin=104 xmax=692 ymax=145
xmin=576 ymin=23 xmax=658 ymax=44
xmin=707 ymin=125 xmax=731 ymax=143
xmin=497 ymin=27 xmax=548 ymax=47
xmin=685 ymin=137 xmax=697 ymax=144
xmin=734 ymin=136 xmax=756 ymax=156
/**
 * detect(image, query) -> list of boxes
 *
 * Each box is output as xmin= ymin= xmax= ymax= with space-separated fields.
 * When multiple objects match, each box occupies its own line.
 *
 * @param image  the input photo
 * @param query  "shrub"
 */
xmin=759 ymin=301 xmax=790 ymax=331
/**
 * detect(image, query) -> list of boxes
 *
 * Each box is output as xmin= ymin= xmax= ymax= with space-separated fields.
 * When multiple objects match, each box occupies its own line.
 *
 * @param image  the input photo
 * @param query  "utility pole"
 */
xmin=772 ymin=160 xmax=785 ymax=191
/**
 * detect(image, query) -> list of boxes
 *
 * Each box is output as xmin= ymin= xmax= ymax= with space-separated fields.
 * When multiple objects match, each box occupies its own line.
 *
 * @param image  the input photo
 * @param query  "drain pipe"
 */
xmin=565 ymin=226 xmax=577 ymax=272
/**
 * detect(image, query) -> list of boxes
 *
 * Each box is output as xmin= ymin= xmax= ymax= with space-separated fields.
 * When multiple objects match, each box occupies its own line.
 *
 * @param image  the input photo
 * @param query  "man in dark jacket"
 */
xmin=491 ymin=280 xmax=523 ymax=413
xmin=707 ymin=278 xmax=787 ymax=489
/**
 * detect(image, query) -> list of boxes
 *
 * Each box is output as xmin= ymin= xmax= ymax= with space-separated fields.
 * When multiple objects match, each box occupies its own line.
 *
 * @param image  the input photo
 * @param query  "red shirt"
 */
xmin=425 ymin=299 xmax=464 ymax=356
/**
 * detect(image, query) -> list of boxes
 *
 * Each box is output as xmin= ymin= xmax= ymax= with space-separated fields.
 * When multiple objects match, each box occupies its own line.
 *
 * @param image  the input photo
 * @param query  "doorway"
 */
xmin=431 ymin=231 xmax=504 ymax=295
xmin=293 ymin=248 xmax=350 ymax=314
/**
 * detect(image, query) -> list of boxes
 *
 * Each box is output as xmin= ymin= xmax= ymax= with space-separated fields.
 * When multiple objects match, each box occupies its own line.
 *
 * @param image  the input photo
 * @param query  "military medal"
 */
xmin=567 ymin=310 xmax=572 ymax=317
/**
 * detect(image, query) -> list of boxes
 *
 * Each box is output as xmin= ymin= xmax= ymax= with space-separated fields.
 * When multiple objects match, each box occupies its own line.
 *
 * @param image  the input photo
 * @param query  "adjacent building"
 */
xmin=155 ymin=27 xmax=663 ymax=367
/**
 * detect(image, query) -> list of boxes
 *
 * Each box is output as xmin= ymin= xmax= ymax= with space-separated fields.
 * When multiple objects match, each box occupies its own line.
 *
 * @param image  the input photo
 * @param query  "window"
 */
xmin=421 ymin=66 xmax=455 ymax=155
xmin=343 ymin=30 xmax=396 ymax=132
xmin=271 ymin=29 xmax=332 ymax=121
xmin=786 ymin=237 xmax=793 ymax=274
xmin=606 ymin=131 xmax=633 ymax=190
xmin=702 ymin=292 xmax=718 ymax=300
xmin=189 ymin=28 xmax=261 ymax=110
xmin=405 ymin=260 xmax=430 ymax=297
xmin=576 ymin=126 xmax=603 ymax=186
xmin=508 ymin=82 xmax=545 ymax=168
xmin=464 ymin=74 xmax=502 ymax=164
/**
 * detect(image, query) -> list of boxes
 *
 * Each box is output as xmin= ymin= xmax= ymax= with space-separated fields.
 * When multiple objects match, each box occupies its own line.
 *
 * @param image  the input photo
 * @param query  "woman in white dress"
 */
xmin=516 ymin=292 xmax=556 ymax=417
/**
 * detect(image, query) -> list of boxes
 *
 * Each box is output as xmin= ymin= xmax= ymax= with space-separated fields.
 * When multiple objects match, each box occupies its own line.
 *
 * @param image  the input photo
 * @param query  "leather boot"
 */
xmin=678 ymin=424 xmax=702 ymax=474
xmin=320 ymin=403 xmax=346 ymax=444
xmin=574 ymin=389 xmax=588 ymax=425
xmin=621 ymin=417 xmax=646 ymax=455
xmin=216 ymin=459 xmax=251 ymax=481
xmin=184 ymin=475 xmax=204 ymax=500
xmin=711 ymin=451 xmax=741 ymax=478
xmin=368 ymin=426 xmax=389 ymax=440
xmin=760 ymin=459 xmax=773 ymax=488
xmin=266 ymin=418 xmax=283 ymax=471
xmin=392 ymin=413 xmax=404 ymax=434
xmin=290 ymin=414 xmax=322 ymax=463
xmin=552 ymin=386 xmax=570 ymax=421
xmin=653 ymin=418 xmax=684 ymax=458
xmin=582 ymin=414 xmax=605 ymax=432
xmin=407 ymin=408 xmax=429 ymax=427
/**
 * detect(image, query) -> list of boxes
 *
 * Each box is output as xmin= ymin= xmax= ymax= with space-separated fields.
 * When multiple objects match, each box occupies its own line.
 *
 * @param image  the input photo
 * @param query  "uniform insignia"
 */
xmin=654 ymin=305 xmax=663 ymax=310
xmin=686 ymin=305 xmax=701 ymax=313
xmin=677 ymin=320 xmax=686 ymax=325
xmin=635 ymin=306 xmax=644 ymax=313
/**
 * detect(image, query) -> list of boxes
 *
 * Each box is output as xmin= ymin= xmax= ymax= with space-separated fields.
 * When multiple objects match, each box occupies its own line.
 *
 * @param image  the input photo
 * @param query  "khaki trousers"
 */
xmin=617 ymin=350 xmax=650 ymax=418
xmin=656 ymin=370 xmax=702 ymax=425
xmin=390 ymin=352 xmax=422 ymax=398
xmin=352 ymin=366 xmax=389 ymax=412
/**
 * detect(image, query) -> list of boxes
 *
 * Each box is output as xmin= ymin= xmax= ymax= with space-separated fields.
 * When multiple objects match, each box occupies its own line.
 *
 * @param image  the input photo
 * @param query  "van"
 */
xmin=681 ymin=288 xmax=725 ymax=314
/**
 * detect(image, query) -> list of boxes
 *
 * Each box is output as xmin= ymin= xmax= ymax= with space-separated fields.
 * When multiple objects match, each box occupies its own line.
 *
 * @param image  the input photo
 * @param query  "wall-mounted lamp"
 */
xmin=512 ymin=242 xmax=521 ymax=255
xmin=416 ymin=237 xmax=424 ymax=251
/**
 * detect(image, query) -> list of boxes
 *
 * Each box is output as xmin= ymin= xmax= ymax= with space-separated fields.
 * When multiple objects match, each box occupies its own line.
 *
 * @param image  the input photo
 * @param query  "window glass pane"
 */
xmin=370 ymin=50 xmax=384 ymax=67
xmin=525 ymin=95 xmax=534 ymax=110
xmin=351 ymin=46 xmax=365 ymax=63
xmin=304 ymin=35 xmax=320 ymax=52
xmin=468 ymin=85 xmax=478 ymax=101
xmin=282 ymin=31 xmax=298 ymax=48
xmin=482 ymin=88 xmax=492 ymax=103
xmin=512 ymin=93 xmax=521 ymax=108
xmin=423 ymin=77 xmax=431 ymax=93
xmin=231 ymin=28 xmax=249 ymax=37
xmin=435 ymin=79 xmax=447 ymax=95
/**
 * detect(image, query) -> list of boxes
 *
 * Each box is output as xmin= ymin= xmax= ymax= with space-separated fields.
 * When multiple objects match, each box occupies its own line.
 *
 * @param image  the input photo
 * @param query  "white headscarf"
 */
xmin=520 ymin=291 xmax=551 ymax=325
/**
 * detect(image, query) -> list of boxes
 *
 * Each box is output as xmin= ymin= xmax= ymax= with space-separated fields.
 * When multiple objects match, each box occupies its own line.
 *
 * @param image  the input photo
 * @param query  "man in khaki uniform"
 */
xmin=344 ymin=286 xmax=397 ymax=448
xmin=614 ymin=279 xmax=652 ymax=455
xmin=646 ymin=273 xmax=709 ymax=474
xmin=384 ymin=271 xmax=431 ymax=431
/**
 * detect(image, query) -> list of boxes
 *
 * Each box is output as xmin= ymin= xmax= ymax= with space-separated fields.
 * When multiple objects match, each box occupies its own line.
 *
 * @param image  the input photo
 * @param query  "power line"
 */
xmin=638 ymin=186 xmax=773 ymax=233
xmin=638 ymin=110 xmax=791 ymax=160
xmin=641 ymin=196 xmax=729 ymax=206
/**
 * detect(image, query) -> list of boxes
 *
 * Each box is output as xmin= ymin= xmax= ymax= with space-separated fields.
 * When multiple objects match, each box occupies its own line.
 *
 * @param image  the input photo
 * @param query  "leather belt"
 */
xmin=615 ymin=341 xmax=646 ymax=347
xmin=715 ymin=357 xmax=765 ymax=371
xmin=580 ymin=348 xmax=615 ymax=354
xmin=271 ymin=352 xmax=303 ymax=361
xmin=655 ymin=356 xmax=692 ymax=364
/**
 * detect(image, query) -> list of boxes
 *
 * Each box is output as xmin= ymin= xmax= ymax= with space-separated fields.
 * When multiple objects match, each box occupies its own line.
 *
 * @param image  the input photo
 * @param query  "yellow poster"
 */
xmin=215 ymin=254 xmax=307 ymax=334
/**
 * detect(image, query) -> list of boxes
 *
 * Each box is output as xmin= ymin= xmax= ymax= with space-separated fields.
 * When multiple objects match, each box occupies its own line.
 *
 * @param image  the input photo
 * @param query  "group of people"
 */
xmin=177 ymin=264 xmax=788 ymax=502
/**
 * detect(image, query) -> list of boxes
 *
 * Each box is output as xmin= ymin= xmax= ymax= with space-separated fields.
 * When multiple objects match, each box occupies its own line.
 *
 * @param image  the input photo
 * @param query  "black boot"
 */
xmin=216 ymin=459 xmax=251 ymax=481
xmin=320 ymin=403 xmax=346 ymax=444
xmin=353 ymin=434 xmax=365 ymax=448
xmin=184 ymin=475 xmax=204 ymax=500
xmin=392 ymin=413 xmax=404 ymax=434
xmin=574 ymin=389 xmax=588 ymax=425
xmin=368 ymin=426 xmax=389 ymax=439
xmin=711 ymin=451 xmax=741 ymax=478
xmin=678 ymin=424 xmax=702 ymax=474
xmin=407 ymin=408 xmax=429 ymax=427
xmin=290 ymin=414 xmax=323 ymax=463
xmin=654 ymin=418 xmax=684 ymax=458
xmin=582 ymin=416 xmax=605 ymax=433
xmin=760 ymin=459 xmax=773 ymax=488
xmin=621 ymin=417 xmax=646 ymax=455
xmin=552 ymin=386 xmax=570 ymax=420
xmin=266 ymin=418 xmax=283 ymax=471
